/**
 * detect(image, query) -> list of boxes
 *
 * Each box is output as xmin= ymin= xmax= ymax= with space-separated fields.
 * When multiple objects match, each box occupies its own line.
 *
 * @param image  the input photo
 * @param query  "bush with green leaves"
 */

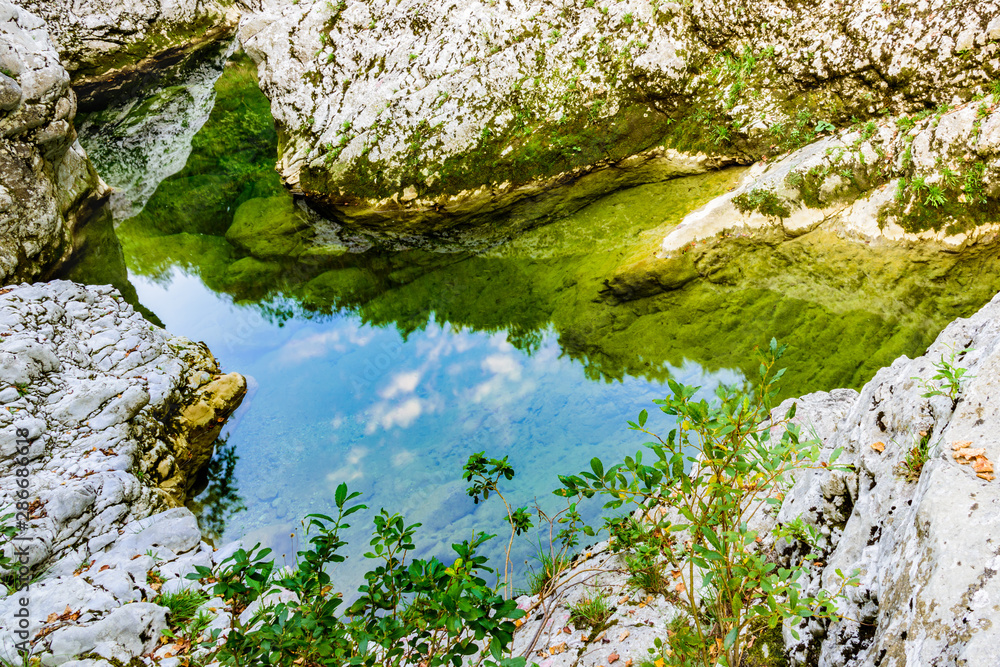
xmin=182 ymin=478 xmax=526 ymax=667
xmin=554 ymin=340 xmax=857 ymax=667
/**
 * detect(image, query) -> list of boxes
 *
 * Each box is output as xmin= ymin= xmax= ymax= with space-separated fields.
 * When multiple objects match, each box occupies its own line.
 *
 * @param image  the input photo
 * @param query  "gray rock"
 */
xmin=0 ymin=1 xmax=110 ymax=284
xmin=44 ymin=602 xmax=167 ymax=666
xmin=16 ymin=0 xmax=238 ymax=106
xmin=0 ymin=70 xmax=20 ymax=110
xmin=239 ymin=0 xmax=1000 ymax=233
xmin=772 ymin=291 xmax=1000 ymax=666
xmin=114 ymin=508 xmax=203 ymax=556
xmin=0 ymin=282 xmax=245 ymax=663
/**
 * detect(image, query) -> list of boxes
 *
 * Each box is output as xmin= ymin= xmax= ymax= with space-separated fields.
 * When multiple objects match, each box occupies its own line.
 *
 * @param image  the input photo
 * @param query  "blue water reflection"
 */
xmin=135 ymin=269 xmax=740 ymax=589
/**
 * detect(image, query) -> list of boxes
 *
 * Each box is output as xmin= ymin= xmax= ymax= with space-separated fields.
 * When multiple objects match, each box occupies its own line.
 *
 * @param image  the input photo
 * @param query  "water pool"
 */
xmin=68 ymin=49 xmax=1000 ymax=591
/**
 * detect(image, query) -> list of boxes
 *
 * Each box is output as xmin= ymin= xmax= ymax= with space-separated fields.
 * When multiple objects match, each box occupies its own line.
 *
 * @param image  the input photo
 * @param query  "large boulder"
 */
xmin=15 ymin=0 xmax=239 ymax=108
xmin=774 ymin=290 xmax=1000 ymax=666
xmin=237 ymin=0 xmax=1000 ymax=234
xmin=0 ymin=281 xmax=245 ymax=578
xmin=0 ymin=1 xmax=111 ymax=285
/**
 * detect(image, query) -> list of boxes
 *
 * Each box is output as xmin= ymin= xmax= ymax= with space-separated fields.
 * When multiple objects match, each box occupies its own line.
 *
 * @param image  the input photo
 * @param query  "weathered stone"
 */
xmin=0 ymin=0 xmax=111 ymax=285
xmin=0 ymin=70 xmax=20 ymax=109
xmin=770 ymin=292 xmax=1000 ymax=666
xmin=238 ymin=0 xmax=1000 ymax=233
xmin=44 ymin=602 xmax=167 ymax=666
xmin=15 ymin=0 xmax=238 ymax=108
xmin=610 ymin=99 xmax=1000 ymax=301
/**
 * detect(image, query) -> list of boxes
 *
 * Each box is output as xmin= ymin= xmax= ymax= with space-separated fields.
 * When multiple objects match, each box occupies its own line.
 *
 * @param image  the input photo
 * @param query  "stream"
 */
xmin=64 ymin=47 xmax=1000 ymax=591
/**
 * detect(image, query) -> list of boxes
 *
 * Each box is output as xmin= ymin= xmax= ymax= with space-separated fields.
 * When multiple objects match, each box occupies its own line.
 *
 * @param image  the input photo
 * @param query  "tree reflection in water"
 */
xmin=187 ymin=437 xmax=246 ymax=544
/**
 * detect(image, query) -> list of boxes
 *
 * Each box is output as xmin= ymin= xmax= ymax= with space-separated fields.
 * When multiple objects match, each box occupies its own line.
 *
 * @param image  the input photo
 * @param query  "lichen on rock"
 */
xmin=16 ymin=0 xmax=239 ymax=109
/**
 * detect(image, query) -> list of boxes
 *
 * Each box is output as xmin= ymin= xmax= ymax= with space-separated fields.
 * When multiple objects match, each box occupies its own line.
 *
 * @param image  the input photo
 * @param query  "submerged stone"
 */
xmin=226 ymin=196 xmax=316 ymax=260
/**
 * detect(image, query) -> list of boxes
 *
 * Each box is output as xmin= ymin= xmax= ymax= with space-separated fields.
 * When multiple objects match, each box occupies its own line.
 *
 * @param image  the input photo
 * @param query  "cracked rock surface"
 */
xmin=238 ymin=0 xmax=1000 ymax=232
xmin=14 ymin=0 xmax=239 ymax=95
xmin=774 ymin=289 xmax=1000 ymax=667
xmin=0 ymin=281 xmax=245 ymax=664
xmin=0 ymin=0 xmax=110 ymax=285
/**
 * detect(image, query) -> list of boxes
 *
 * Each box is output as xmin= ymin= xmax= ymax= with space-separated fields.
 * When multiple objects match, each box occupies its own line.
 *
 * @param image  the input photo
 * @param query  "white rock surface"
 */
xmin=770 ymin=293 xmax=1000 ymax=666
xmin=658 ymin=98 xmax=1000 ymax=257
xmin=0 ymin=0 xmax=110 ymax=285
xmin=238 ymin=0 xmax=1000 ymax=229
xmin=14 ymin=0 xmax=238 ymax=83
xmin=0 ymin=281 xmax=245 ymax=664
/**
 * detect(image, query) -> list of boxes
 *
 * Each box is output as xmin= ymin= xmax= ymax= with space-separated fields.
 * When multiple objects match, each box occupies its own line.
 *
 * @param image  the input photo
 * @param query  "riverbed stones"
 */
xmin=0 ymin=0 xmax=110 ymax=285
xmin=238 ymin=0 xmax=1000 ymax=234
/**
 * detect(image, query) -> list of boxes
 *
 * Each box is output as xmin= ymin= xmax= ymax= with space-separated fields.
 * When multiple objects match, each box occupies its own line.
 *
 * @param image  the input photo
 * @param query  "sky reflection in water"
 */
xmin=134 ymin=269 xmax=741 ymax=589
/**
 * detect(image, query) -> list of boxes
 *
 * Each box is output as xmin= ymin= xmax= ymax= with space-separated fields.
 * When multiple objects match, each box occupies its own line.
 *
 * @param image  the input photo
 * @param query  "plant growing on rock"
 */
xmin=911 ymin=346 xmax=974 ymax=404
xmin=895 ymin=430 xmax=934 ymax=483
xmin=0 ymin=510 xmax=17 ymax=585
xmin=555 ymin=340 xmax=856 ymax=667
xmin=569 ymin=590 xmax=613 ymax=630
xmin=732 ymin=188 xmax=792 ymax=220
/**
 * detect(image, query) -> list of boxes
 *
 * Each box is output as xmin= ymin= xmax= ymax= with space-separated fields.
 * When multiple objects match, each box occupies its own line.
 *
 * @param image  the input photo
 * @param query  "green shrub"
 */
xmin=185 ymin=479 xmax=527 ymax=666
xmin=555 ymin=340 xmax=857 ymax=667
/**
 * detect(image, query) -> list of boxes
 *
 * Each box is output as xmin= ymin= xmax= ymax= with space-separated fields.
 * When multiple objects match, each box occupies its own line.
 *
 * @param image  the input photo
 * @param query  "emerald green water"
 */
xmin=71 ymin=51 xmax=1000 ymax=588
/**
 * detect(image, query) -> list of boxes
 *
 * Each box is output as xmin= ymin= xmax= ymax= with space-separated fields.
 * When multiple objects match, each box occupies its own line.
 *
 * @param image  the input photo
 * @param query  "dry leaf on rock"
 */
xmin=951 ymin=441 xmax=995 ymax=482
xmin=618 ymin=630 xmax=630 ymax=641
xmin=609 ymin=653 xmax=620 ymax=664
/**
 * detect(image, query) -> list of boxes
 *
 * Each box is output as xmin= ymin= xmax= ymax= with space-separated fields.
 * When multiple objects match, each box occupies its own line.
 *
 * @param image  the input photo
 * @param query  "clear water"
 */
xmin=131 ymin=269 xmax=740 ymax=588
xmin=70 ymin=50 xmax=1000 ymax=591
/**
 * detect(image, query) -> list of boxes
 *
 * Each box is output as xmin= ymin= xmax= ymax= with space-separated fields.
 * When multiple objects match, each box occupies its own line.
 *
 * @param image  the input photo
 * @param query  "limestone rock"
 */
xmin=238 ymin=0 xmax=1000 ymax=233
xmin=15 ymin=0 xmax=239 ymax=108
xmin=0 ymin=0 xmax=111 ymax=285
xmin=772 ymin=292 xmax=1000 ymax=666
xmin=608 ymin=98 xmax=1000 ymax=300
xmin=0 ymin=70 xmax=19 ymax=110
xmin=0 ymin=281 xmax=245 ymax=576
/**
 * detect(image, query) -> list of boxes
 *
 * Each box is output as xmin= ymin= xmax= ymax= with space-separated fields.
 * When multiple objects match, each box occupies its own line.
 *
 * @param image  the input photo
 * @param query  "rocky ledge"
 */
xmin=14 ymin=0 xmax=239 ymax=109
xmin=507 ymin=289 xmax=1000 ymax=667
xmin=0 ymin=281 xmax=245 ymax=664
xmin=237 ymin=0 xmax=999 ymax=234
xmin=606 ymin=94 xmax=1000 ymax=300
xmin=0 ymin=1 xmax=111 ymax=286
